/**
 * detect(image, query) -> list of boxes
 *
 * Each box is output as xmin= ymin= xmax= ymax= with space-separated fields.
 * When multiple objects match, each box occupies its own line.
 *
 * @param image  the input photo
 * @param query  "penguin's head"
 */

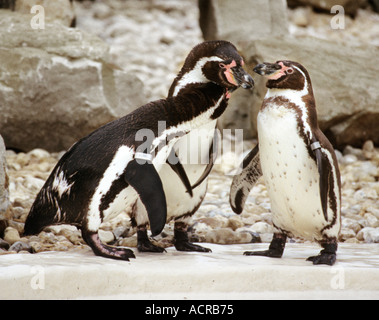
xmin=174 ymin=41 xmax=254 ymax=94
xmin=253 ymin=60 xmax=311 ymax=91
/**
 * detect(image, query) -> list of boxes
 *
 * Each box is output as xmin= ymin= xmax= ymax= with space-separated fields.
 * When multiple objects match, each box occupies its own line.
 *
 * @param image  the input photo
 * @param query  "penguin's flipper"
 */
xmin=191 ymin=134 xmax=218 ymax=190
xmin=166 ymin=148 xmax=193 ymax=197
xmin=124 ymin=159 xmax=167 ymax=236
xmin=229 ymin=144 xmax=262 ymax=214
xmin=311 ymin=140 xmax=329 ymax=221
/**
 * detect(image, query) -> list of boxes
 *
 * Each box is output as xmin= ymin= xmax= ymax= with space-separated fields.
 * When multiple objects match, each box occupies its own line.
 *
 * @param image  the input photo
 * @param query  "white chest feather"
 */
xmin=258 ymin=103 xmax=328 ymax=240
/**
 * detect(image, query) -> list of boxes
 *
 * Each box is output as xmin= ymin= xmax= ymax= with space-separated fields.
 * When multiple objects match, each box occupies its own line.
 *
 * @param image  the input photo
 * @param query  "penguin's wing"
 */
xmin=166 ymin=148 xmax=193 ymax=197
xmin=310 ymin=140 xmax=329 ymax=221
xmin=124 ymin=159 xmax=167 ymax=236
xmin=191 ymin=132 xmax=218 ymax=189
xmin=229 ymin=144 xmax=262 ymax=214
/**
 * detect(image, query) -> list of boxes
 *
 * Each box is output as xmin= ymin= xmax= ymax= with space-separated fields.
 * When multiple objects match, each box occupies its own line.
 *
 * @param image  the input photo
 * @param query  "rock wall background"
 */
xmin=0 ymin=0 xmax=378 ymax=253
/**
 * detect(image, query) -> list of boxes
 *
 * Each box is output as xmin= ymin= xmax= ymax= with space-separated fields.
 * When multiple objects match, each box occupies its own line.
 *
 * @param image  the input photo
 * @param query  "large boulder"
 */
xmin=199 ymin=0 xmax=288 ymax=44
xmin=0 ymin=10 xmax=145 ymax=152
xmin=15 ymin=0 xmax=75 ymax=27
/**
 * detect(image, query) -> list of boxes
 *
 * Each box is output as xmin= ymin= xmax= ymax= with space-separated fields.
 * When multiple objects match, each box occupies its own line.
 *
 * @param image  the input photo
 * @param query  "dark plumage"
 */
xmin=24 ymin=41 xmax=254 ymax=260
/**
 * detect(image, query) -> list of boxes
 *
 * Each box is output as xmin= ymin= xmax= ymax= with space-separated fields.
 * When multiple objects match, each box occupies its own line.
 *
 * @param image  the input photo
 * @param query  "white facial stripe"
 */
xmin=87 ymin=145 xmax=134 ymax=231
xmin=173 ymin=56 xmax=223 ymax=96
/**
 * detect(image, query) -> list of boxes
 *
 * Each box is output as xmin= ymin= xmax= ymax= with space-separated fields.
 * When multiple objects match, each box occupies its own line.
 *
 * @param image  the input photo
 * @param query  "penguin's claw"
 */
xmin=244 ymin=233 xmax=286 ymax=258
xmin=307 ymin=253 xmax=336 ymax=266
xmin=243 ymin=249 xmax=283 ymax=258
xmin=83 ymin=231 xmax=135 ymax=261
xmin=175 ymin=241 xmax=212 ymax=252
xmin=174 ymin=227 xmax=211 ymax=252
xmin=137 ymin=241 xmax=166 ymax=253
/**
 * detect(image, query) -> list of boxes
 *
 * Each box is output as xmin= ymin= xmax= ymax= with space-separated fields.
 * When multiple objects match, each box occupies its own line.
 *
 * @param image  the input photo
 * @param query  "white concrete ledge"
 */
xmin=0 ymin=243 xmax=378 ymax=300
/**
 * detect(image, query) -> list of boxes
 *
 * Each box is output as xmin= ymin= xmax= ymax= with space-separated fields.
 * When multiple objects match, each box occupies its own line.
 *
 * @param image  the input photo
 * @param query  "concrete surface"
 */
xmin=0 ymin=243 xmax=378 ymax=299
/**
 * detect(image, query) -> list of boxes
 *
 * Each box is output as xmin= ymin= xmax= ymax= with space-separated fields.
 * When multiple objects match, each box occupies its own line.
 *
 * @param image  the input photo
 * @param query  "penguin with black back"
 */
xmin=24 ymin=40 xmax=254 ymax=260
xmin=230 ymin=60 xmax=341 ymax=265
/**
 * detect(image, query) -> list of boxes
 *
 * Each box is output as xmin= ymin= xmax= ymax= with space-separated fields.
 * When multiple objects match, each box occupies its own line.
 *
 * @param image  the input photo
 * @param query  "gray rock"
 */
xmin=3 ymin=226 xmax=20 ymax=245
xmin=15 ymin=0 xmax=75 ymax=27
xmin=0 ymin=10 xmax=145 ymax=152
xmin=199 ymin=0 xmax=288 ymax=44
xmin=98 ymin=229 xmax=114 ymax=244
xmin=357 ymin=227 xmax=379 ymax=243
xmin=8 ymin=240 xmax=33 ymax=253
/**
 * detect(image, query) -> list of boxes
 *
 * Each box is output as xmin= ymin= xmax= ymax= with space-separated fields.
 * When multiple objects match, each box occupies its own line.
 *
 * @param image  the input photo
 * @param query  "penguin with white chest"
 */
xmin=230 ymin=60 xmax=341 ymax=265
xmin=24 ymin=41 xmax=254 ymax=260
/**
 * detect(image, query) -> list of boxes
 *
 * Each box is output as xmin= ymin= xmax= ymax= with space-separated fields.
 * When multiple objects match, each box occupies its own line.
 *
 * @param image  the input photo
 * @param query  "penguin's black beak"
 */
xmin=234 ymin=67 xmax=254 ymax=90
xmin=253 ymin=62 xmax=282 ymax=76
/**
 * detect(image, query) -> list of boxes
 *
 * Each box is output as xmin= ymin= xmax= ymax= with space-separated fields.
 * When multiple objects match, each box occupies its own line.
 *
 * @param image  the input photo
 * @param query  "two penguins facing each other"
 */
xmin=24 ymin=40 xmax=341 ymax=266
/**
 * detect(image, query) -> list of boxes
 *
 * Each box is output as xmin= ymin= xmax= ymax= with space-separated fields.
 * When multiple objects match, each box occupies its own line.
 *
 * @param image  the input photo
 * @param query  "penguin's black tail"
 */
xmin=23 ymin=190 xmax=59 ymax=236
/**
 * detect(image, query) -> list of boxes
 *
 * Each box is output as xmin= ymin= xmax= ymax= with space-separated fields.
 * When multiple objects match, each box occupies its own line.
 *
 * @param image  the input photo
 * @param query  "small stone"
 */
xmin=113 ymin=226 xmax=131 ymax=239
xmin=227 ymin=216 xmax=244 ymax=231
xmin=118 ymin=235 xmax=137 ymax=248
xmin=357 ymin=227 xmax=379 ymax=243
xmin=3 ymin=227 xmax=20 ymax=245
xmin=341 ymin=154 xmax=358 ymax=164
xmin=98 ymin=229 xmax=115 ymax=244
xmin=28 ymin=148 xmax=51 ymax=160
xmin=341 ymin=218 xmax=362 ymax=233
xmin=197 ymin=217 xmax=228 ymax=229
xmin=8 ymin=241 xmax=33 ymax=253
xmin=29 ymin=241 xmax=44 ymax=253
xmin=291 ymin=6 xmax=311 ymax=27
xmin=250 ymin=221 xmax=274 ymax=234
xmin=339 ymin=228 xmax=356 ymax=242
xmin=363 ymin=214 xmax=379 ymax=228
xmin=362 ymin=140 xmax=375 ymax=159
xmin=343 ymin=145 xmax=365 ymax=159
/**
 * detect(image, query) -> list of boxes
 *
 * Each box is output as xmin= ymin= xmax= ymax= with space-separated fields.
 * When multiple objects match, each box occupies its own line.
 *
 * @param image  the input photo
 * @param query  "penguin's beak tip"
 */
xmin=241 ymin=74 xmax=254 ymax=89
xmin=253 ymin=62 xmax=281 ymax=76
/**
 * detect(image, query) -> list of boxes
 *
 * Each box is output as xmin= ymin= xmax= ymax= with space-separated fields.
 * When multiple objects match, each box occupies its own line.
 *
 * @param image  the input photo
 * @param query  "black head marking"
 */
xmin=169 ymin=40 xmax=253 ymax=96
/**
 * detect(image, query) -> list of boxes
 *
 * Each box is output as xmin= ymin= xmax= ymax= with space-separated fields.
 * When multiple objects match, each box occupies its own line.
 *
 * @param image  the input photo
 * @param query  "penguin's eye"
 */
xmin=286 ymin=68 xmax=294 ymax=75
xmin=219 ymin=63 xmax=226 ymax=69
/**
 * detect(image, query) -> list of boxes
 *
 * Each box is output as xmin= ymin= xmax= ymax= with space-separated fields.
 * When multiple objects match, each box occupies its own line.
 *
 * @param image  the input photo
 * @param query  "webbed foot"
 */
xmin=137 ymin=229 xmax=166 ymax=253
xmin=244 ymin=233 xmax=286 ymax=258
xmin=307 ymin=252 xmax=336 ymax=265
xmin=82 ymin=230 xmax=135 ymax=261
xmin=174 ymin=223 xmax=211 ymax=252
xmin=244 ymin=249 xmax=283 ymax=258
xmin=307 ymin=239 xmax=337 ymax=266
xmin=175 ymin=240 xmax=212 ymax=252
